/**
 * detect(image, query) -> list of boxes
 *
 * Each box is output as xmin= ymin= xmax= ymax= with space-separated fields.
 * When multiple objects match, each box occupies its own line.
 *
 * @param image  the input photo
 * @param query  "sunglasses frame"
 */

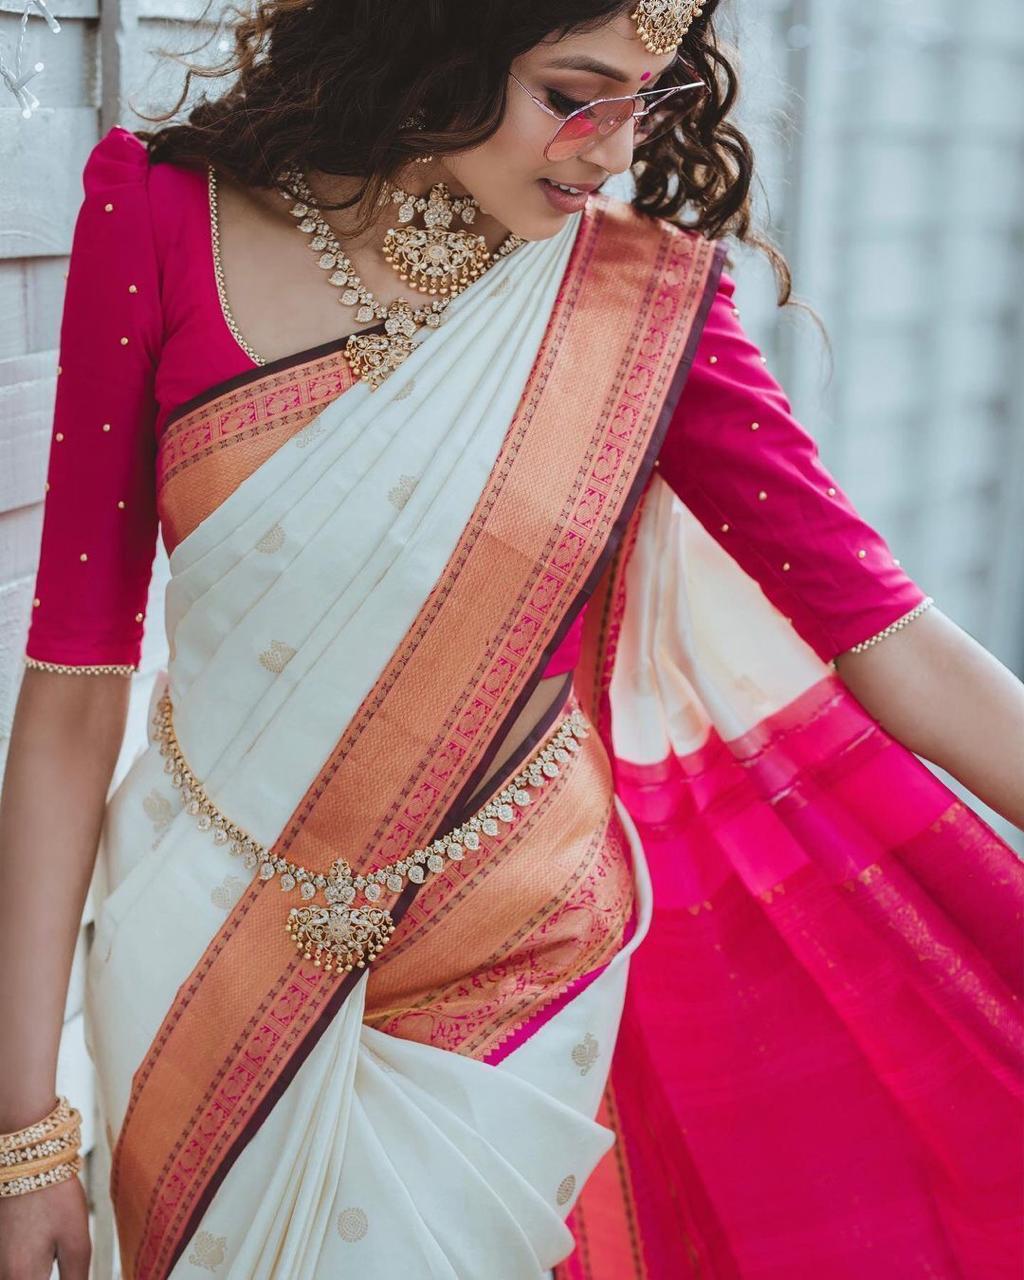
xmin=509 ymin=69 xmax=706 ymax=161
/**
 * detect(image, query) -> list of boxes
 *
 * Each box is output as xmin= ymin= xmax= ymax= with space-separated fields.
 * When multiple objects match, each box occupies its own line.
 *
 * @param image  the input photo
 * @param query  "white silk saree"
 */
xmin=83 ymin=195 xmax=724 ymax=1279
xmin=83 ymin=182 xmax=1023 ymax=1280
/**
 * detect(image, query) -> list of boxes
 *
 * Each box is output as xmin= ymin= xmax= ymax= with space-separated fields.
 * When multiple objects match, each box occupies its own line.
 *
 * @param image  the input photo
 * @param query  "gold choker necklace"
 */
xmin=281 ymin=170 xmax=524 ymax=389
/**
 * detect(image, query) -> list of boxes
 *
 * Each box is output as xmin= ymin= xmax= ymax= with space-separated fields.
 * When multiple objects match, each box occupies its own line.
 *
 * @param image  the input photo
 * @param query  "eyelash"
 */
xmin=546 ymin=79 xmax=667 ymax=117
xmin=546 ymin=89 xmax=590 ymax=115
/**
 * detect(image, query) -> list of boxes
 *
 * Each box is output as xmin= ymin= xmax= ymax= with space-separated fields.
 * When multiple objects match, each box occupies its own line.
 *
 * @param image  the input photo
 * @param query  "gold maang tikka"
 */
xmin=630 ymin=0 xmax=705 ymax=55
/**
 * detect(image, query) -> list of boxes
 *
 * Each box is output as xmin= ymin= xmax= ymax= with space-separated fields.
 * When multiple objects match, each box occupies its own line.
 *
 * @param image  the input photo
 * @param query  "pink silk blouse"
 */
xmin=25 ymin=127 xmax=928 ymax=676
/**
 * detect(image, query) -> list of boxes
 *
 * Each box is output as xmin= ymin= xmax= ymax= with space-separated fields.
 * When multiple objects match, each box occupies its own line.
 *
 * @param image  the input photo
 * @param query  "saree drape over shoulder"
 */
xmin=74 ymin=186 xmax=1024 ymax=1280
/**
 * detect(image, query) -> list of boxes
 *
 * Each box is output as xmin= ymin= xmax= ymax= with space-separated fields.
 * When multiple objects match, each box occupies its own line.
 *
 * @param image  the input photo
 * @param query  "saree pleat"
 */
xmin=560 ymin=479 xmax=1024 ymax=1279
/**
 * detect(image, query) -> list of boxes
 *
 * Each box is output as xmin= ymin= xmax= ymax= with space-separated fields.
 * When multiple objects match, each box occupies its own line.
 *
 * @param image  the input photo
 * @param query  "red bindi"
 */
xmin=640 ymin=70 xmax=652 ymax=81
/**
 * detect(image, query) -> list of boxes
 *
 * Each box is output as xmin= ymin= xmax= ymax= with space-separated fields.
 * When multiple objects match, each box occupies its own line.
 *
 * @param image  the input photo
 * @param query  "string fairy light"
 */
xmin=0 ymin=0 xmax=61 ymax=119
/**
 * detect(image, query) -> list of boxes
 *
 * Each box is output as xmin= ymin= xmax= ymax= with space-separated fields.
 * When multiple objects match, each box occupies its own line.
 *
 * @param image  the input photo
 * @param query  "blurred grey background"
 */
xmin=1 ymin=0 xmax=1022 ymax=1270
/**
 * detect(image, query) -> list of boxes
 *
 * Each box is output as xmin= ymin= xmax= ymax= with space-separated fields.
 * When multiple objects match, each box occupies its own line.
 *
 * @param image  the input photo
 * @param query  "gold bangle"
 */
xmin=843 ymin=597 xmax=935 ymax=655
xmin=0 ymin=1096 xmax=73 ymax=1153
xmin=0 ymin=1117 xmax=81 ymax=1167
xmin=0 ymin=1135 xmax=81 ymax=1183
xmin=23 ymin=654 xmax=136 ymax=676
xmin=0 ymin=1153 xmax=82 ymax=1198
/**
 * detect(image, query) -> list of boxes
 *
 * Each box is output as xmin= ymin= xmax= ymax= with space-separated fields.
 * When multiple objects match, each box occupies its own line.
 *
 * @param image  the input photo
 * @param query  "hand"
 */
xmin=0 ymin=1175 xmax=91 ymax=1280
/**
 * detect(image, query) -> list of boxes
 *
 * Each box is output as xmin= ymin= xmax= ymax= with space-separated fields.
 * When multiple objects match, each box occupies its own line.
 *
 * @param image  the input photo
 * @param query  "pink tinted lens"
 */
xmin=546 ymin=99 xmax=637 ymax=161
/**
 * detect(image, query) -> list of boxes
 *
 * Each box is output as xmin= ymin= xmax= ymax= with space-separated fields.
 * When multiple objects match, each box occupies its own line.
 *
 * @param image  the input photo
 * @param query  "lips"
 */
xmin=542 ymin=179 xmax=602 ymax=194
xmin=538 ymin=179 xmax=589 ymax=214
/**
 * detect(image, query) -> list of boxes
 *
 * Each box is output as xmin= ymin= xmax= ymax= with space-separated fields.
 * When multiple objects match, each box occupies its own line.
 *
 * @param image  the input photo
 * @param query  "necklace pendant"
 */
xmin=345 ymin=330 xmax=416 ymax=389
xmin=284 ymin=902 xmax=396 ymax=973
xmin=381 ymin=226 xmax=490 ymax=297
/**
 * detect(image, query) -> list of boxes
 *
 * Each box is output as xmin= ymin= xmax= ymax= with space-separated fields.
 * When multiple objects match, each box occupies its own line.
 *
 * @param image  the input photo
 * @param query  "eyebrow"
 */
xmin=544 ymin=54 xmax=674 ymax=84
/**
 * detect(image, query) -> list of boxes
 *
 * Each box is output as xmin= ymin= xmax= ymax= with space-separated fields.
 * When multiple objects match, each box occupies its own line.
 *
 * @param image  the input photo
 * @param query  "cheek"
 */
xmin=447 ymin=124 xmax=541 ymax=208
xmin=471 ymin=117 xmax=541 ymax=188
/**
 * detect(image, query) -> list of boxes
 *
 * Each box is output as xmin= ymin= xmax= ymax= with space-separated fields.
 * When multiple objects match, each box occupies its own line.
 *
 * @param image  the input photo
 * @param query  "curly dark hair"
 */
xmin=135 ymin=0 xmax=792 ymax=303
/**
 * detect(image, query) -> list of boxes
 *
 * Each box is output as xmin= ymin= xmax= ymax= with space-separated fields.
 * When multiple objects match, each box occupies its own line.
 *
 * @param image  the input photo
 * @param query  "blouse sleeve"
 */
xmin=654 ymin=268 xmax=932 ymax=665
xmin=24 ymin=127 xmax=163 ymax=675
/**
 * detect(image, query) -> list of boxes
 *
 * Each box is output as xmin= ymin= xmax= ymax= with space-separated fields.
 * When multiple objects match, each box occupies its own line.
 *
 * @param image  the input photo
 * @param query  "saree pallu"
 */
xmin=560 ymin=480 xmax=1024 ymax=1278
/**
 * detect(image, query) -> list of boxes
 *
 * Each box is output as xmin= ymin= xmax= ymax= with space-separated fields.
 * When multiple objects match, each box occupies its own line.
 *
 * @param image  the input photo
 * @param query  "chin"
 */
xmin=497 ymin=201 xmax=574 ymax=243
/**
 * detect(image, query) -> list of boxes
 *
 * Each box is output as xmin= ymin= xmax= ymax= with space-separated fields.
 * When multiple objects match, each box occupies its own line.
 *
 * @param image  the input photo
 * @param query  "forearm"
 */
xmin=0 ymin=670 xmax=130 ymax=1129
xmin=834 ymin=606 xmax=1024 ymax=832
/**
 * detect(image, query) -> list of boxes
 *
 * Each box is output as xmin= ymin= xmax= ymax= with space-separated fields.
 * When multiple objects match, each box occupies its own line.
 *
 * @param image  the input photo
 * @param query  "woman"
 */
xmin=1 ymin=1 xmax=1022 ymax=1277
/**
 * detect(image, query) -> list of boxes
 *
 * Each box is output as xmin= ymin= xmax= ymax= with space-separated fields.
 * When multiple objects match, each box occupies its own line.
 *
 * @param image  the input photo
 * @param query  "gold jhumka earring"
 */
xmin=630 ymin=0 xmax=705 ymax=54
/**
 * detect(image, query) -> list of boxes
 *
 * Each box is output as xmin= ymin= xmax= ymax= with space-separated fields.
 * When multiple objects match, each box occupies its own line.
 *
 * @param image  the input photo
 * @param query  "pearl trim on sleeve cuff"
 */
xmin=840 ymin=596 xmax=935 ymax=656
xmin=23 ymin=655 xmax=136 ymax=677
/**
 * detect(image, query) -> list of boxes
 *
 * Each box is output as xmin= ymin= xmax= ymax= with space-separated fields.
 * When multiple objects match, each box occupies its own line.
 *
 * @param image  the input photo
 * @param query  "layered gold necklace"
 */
xmin=280 ymin=170 xmax=525 ymax=390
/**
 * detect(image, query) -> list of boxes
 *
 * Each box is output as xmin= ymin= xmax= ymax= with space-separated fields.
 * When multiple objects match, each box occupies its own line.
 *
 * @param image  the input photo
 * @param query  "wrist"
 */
xmin=0 ymin=1090 xmax=60 ymax=1136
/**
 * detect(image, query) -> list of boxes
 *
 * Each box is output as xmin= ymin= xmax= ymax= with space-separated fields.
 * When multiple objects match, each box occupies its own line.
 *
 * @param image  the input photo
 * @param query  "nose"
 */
xmin=583 ymin=116 xmax=638 ymax=176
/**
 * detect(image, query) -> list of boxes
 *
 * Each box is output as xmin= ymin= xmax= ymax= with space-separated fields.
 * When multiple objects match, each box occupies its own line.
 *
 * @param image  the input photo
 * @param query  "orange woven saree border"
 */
xmin=112 ymin=201 xmax=723 ymax=1280
xmin=155 ymin=346 xmax=356 ymax=554
xmin=361 ymin=684 xmax=637 ymax=1061
xmin=554 ymin=1080 xmax=651 ymax=1280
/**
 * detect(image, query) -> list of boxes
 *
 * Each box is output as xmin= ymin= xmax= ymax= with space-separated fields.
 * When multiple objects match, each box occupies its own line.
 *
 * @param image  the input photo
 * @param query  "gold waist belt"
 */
xmin=153 ymin=692 xmax=590 ymax=975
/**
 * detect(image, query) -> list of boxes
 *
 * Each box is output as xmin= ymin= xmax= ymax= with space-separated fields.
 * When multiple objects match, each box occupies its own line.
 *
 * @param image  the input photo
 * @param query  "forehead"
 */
xmin=531 ymin=11 xmax=679 ymax=82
